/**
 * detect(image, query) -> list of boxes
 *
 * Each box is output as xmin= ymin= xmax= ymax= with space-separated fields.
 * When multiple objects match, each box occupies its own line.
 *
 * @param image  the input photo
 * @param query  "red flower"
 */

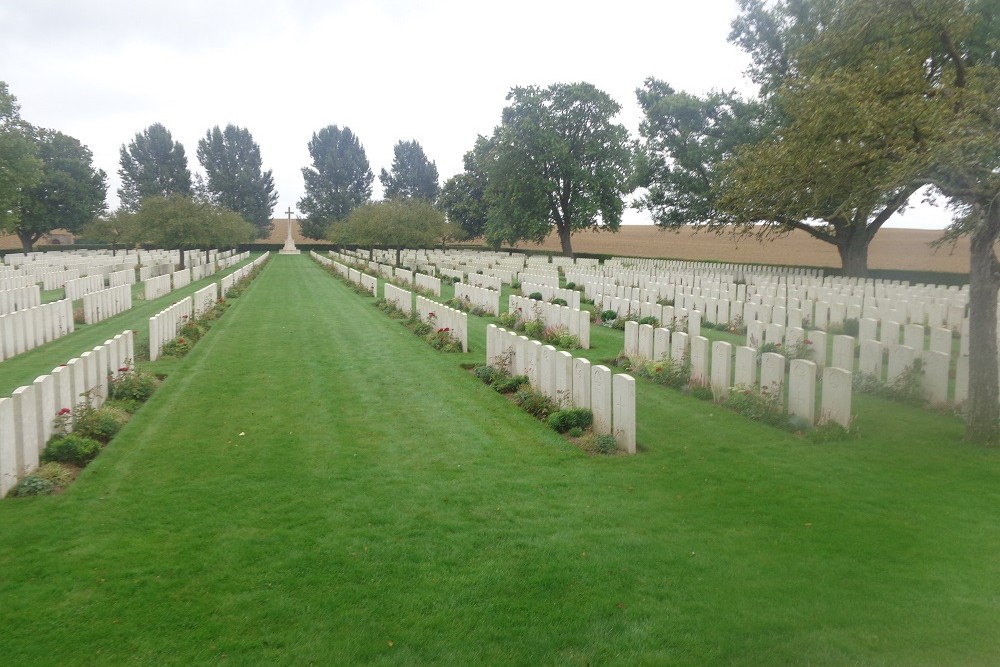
xmin=438 ymin=327 xmax=450 ymax=333
xmin=58 ymin=408 xmax=71 ymax=415
xmin=178 ymin=338 xmax=185 ymax=344
xmin=118 ymin=366 xmax=130 ymax=372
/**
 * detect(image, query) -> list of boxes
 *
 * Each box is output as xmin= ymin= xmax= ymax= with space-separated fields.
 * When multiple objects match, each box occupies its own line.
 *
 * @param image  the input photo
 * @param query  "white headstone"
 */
xmin=612 ymin=373 xmax=636 ymax=454
xmin=591 ymin=365 xmax=613 ymax=436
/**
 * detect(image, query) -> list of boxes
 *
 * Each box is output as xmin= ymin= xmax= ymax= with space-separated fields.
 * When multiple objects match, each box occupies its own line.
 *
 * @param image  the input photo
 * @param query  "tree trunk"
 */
xmin=395 ymin=247 xmax=401 ymax=267
xmin=178 ymin=247 xmax=186 ymax=270
xmin=17 ymin=229 xmax=37 ymax=254
xmin=964 ymin=207 xmax=1000 ymax=444
xmin=836 ymin=237 xmax=869 ymax=277
xmin=556 ymin=223 xmax=574 ymax=258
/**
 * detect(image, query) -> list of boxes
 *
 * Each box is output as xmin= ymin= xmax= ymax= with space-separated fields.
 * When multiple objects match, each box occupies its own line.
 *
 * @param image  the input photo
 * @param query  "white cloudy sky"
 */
xmin=2 ymin=0 xmax=951 ymax=229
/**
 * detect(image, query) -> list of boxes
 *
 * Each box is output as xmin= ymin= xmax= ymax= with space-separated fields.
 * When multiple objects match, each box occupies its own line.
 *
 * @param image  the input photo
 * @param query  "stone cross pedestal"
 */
xmin=279 ymin=206 xmax=301 ymax=255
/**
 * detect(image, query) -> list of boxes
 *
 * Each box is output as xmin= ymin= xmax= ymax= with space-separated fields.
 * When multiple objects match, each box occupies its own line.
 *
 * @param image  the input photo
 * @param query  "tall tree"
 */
xmin=118 ymin=123 xmax=192 ymax=212
xmin=0 ymin=81 xmax=43 ymax=234
xmin=721 ymin=0 xmax=1000 ymax=442
xmin=379 ymin=139 xmax=440 ymax=201
xmin=483 ymin=82 xmax=633 ymax=256
xmin=439 ymin=135 xmax=493 ymax=240
xmin=14 ymin=129 xmax=108 ymax=252
xmin=196 ymin=124 xmax=278 ymax=238
xmin=79 ymin=208 xmax=141 ymax=256
xmin=132 ymin=194 xmax=255 ymax=269
xmin=298 ymin=125 xmax=373 ymax=239
xmin=328 ymin=198 xmax=448 ymax=266
xmin=636 ymin=0 xmax=928 ymax=276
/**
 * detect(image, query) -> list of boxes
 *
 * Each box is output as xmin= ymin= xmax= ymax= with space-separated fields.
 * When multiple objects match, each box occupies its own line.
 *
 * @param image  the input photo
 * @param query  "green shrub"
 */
xmin=567 ymin=426 xmax=584 ymax=438
xmin=496 ymin=312 xmax=519 ymax=328
xmin=550 ymin=297 xmax=568 ymax=306
xmin=523 ymin=319 xmax=545 ymax=339
xmin=161 ymin=336 xmax=192 ymax=357
xmin=688 ymin=381 xmax=715 ymax=401
xmin=528 ymin=292 xmax=543 ymax=301
xmin=35 ymin=462 xmax=73 ymax=487
xmin=493 ymin=375 xmax=529 ymax=394
xmin=638 ymin=316 xmax=660 ymax=327
xmin=109 ymin=368 xmax=157 ymax=404
xmin=42 ymin=434 xmax=102 ymax=467
xmin=594 ymin=433 xmax=618 ymax=455
xmin=564 ymin=282 xmax=576 ymax=290
xmin=548 ymin=408 xmax=594 ymax=433
xmin=541 ymin=325 xmax=580 ymax=349
xmin=474 ymin=364 xmax=499 ymax=384
xmin=73 ymin=406 xmax=128 ymax=444
xmin=12 ymin=475 xmax=54 ymax=497
xmin=725 ymin=385 xmax=788 ymax=428
xmin=515 ymin=388 xmax=555 ymax=420
xmin=600 ymin=309 xmax=618 ymax=323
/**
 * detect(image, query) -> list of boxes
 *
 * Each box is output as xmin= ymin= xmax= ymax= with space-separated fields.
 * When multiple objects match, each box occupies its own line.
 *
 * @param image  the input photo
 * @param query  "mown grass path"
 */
xmin=1 ymin=254 xmax=998 ymax=665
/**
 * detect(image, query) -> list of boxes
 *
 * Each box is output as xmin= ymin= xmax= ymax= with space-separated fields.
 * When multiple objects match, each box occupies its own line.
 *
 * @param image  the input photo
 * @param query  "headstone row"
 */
xmin=508 ymin=295 xmax=591 ymax=349
xmin=0 ymin=330 xmax=135 ymax=497
xmin=415 ymin=296 xmax=469 ymax=352
xmin=486 ymin=325 xmax=635 ymax=453
xmin=82 ymin=284 xmax=133 ymax=325
xmin=0 ymin=299 xmax=74 ymax=361
xmin=454 ymin=282 xmax=501 ymax=316
xmin=0 ymin=285 xmax=42 ymax=316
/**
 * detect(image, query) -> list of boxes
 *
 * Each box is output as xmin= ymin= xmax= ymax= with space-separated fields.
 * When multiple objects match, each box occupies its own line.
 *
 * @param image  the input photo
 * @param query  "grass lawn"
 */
xmin=1 ymin=253 xmax=998 ymax=665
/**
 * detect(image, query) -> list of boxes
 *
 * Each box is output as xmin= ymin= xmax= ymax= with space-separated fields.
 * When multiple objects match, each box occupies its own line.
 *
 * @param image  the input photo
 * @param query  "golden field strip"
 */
xmin=4 ymin=224 xmax=971 ymax=274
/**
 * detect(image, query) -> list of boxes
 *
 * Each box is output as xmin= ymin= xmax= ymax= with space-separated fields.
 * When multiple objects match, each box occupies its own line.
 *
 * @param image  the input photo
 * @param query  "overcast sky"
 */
xmin=2 ymin=0 xmax=952 ymax=229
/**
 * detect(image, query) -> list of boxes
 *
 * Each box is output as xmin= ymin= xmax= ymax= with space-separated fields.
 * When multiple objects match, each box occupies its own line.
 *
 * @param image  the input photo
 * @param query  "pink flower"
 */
xmin=118 ymin=366 xmax=129 ymax=372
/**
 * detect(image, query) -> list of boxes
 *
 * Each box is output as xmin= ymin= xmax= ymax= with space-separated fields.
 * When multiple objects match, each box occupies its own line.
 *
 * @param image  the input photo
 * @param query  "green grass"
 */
xmin=1 ymin=253 xmax=998 ymax=665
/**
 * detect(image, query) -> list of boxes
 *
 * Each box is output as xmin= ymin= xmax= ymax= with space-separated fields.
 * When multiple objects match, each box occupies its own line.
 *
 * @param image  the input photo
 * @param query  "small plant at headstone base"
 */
xmin=514 ymin=387 xmax=556 ymax=420
xmin=73 ymin=405 xmax=129 ymax=444
xmin=726 ymin=315 xmax=747 ymax=335
xmin=10 ymin=474 xmax=54 ymax=498
xmin=638 ymin=316 xmax=660 ymax=328
xmin=852 ymin=361 xmax=924 ymax=407
xmin=600 ymin=309 xmax=618 ymax=325
xmin=528 ymin=292 xmax=544 ymax=301
xmin=657 ymin=297 xmax=675 ymax=307
xmin=108 ymin=365 xmax=158 ymax=407
xmin=426 ymin=327 xmax=463 ymax=352
xmin=580 ymin=432 xmax=618 ymax=455
xmin=179 ymin=320 xmax=207 ymax=344
xmin=724 ymin=384 xmax=789 ymax=429
xmin=496 ymin=310 xmax=520 ymax=328
xmin=510 ymin=279 xmax=521 ymax=290
xmin=161 ymin=336 xmax=192 ymax=357
xmin=493 ymin=374 xmax=529 ymax=394
xmin=522 ymin=319 xmax=546 ymax=339
xmin=73 ymin=306 xmax=85 ymax=325
xmin=567 ymin=426 xmax=584 ymax=438
xmin=686 ymin=379 xmax=715 ymax=402
xmin=785 ymin=338 xmax=813 ymax=361
xmin=807 ymin=420 xmax=856 ymax=444
xmin=474 ymin=364 xmax=500 ymax=384
xmin=41 ymin=433 xmax=102 ymax=467
xmin=225 ymin=283 xmax=245 ymax=299
xmin=12 ymin=461 xmax=76 ymax=497
xmin=541 ymin=325 xmax=581 ymax=350
xmin=550 ymin=297 xmax=568 ymax=307
xmin=548 ymin=408 xmax=594 ymax=433
xmin=564 ymin=282 xmax=576 ymax=290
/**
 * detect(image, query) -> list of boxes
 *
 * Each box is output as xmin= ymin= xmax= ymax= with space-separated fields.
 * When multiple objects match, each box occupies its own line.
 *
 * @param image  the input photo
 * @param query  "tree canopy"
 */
xmin=635 ymin=0 xmax=935 ymax=275
xmin=79 ymin=208 xmax=141 ymax=255
xmin=480 ymin=82 xmax=633 ymax=256
xmin=438 ymin=136 xmax=493 ymax=241
xmin=0 ymin=81 xmax=43 ymax=234
xmin=298 ymin=125 xmax=373 ymax=240
xmin=327 ymin=198 xmax=450 ymax=265
xmin=118 ymin=123 xmax=192 ymax=212
xmin=196 ymin=124 xmax=278 ymax=239
xmin=379 ymin=140 xmax=440 ymax=202
xmin=14 ymin=128 xmax=108 ymax=252
xmin=132 ymin=194 xmax=255 ymax=268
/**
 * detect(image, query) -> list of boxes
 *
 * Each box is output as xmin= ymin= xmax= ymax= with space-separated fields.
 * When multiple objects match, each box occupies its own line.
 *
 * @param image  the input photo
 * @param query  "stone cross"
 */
xmin=280 ymin=206 xmax=301 ymax=254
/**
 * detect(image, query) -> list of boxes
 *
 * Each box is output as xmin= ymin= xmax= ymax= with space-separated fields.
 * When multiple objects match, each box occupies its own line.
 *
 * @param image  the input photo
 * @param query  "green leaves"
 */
xmin=197 ymin=125 xmax=278 ymax=239
xmin=481 ymin=82 xmax=633 ymax=255
xmin=298 ymin=125 xmax=374 ymax=239
xmin=118 ymin=123 xmax=192 ymax=211
xmin=379 ymin=139 xmax=439 ymax=202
